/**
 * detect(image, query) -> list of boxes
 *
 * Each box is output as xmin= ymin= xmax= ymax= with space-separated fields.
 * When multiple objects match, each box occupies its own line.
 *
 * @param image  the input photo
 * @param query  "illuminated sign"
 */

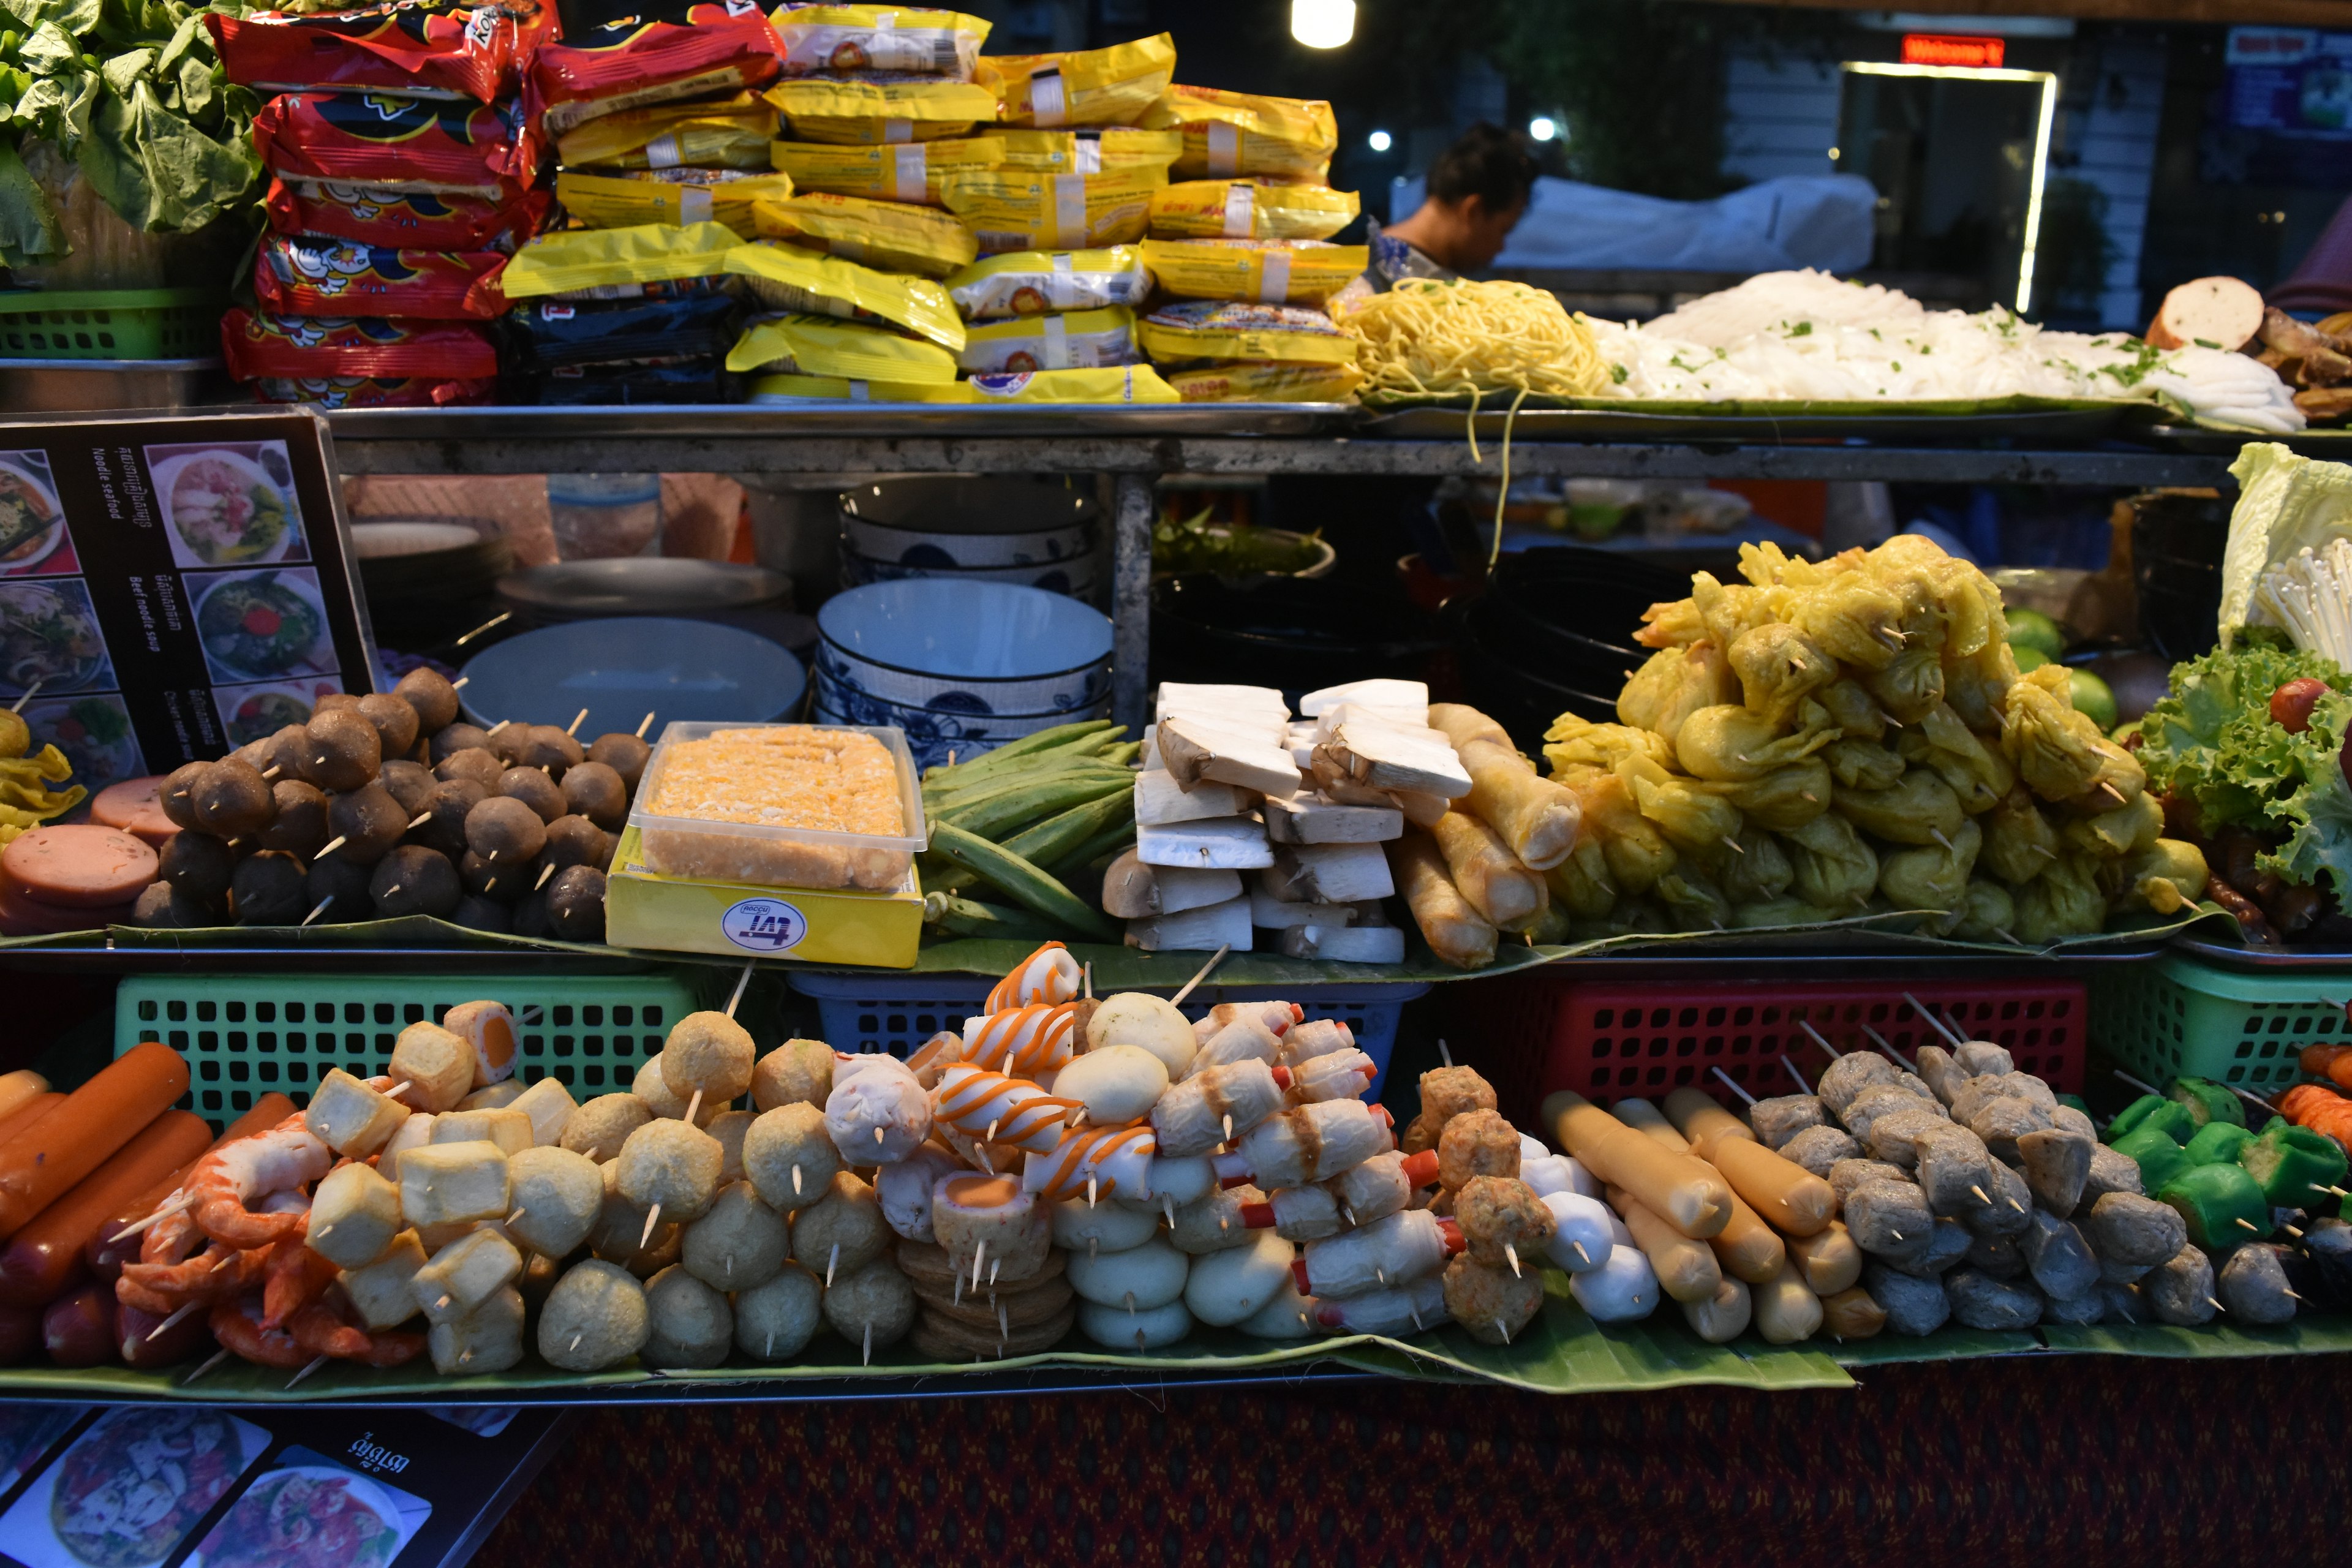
xmin=1901 ymin=33 xmax=2006 ymax=69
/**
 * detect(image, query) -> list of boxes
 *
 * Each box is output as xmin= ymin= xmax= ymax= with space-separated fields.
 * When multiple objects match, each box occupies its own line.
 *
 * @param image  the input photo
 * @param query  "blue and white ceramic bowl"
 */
xmin=816 ymin=578 xmax=1113 ymax=717
xmin=812 ymin=689 xmax=1109 ymax=770
xmin=838 ymin=476 xmax=1099 ymax=570
xmin=838 ymin=549 xmax=1104 ymax=601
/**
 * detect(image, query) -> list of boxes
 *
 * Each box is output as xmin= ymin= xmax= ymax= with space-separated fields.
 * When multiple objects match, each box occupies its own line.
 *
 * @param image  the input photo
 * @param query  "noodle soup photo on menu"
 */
xmin=0 ymin=453 xmax=77 ymax=580
xmin=0 ymin=1407 xmax=268 ymax=1568
xmin=184 ymin=1448 xmax=429 ymax=1568
xmin=213 ymin=678 xmax=344 ymax=747
xmin=0 ymin=581 xmax=116 ymax=701
xmin=141 ymin=442 xmax=308 ymax=572
xmin=189 ymin=568 xmax=336 ymax=686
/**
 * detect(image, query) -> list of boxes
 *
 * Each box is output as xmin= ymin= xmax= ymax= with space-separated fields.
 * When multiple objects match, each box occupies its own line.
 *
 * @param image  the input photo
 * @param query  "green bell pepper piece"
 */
xmin=2109 ymin=1097 xmax=2195 ymax=1145
xmin=2157 ymin=1163 xmax=2271 ymax=1248
xmin=2170 ymin=1077 xmax=2247 ymax=1129
xmin=2241 ymin=1120 xmax=2350 ymax=1208
xmin=2113 ymin=1123 xmax=2195 ymax=1191
xmin=2106 ymin=1094 xmax=2171 ymax=1140
xmin=2182 ymin=1121 xmax=2255 ymax=1167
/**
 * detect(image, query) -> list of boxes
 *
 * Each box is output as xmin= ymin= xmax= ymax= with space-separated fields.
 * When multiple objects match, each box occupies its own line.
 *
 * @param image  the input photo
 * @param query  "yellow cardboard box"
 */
xmin=604 ymin=826 xmax=924 ymax=967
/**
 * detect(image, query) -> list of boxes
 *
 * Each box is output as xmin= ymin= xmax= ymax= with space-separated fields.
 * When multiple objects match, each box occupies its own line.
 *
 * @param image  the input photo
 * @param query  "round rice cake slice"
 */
xmin=911 ymin=1299 xmax=1076 ymax=1360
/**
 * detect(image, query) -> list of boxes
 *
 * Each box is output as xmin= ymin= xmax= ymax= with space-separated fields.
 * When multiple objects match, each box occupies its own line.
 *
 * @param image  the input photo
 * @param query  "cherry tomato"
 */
xmin=2271 ymin=676 xmax=2330 ymax=734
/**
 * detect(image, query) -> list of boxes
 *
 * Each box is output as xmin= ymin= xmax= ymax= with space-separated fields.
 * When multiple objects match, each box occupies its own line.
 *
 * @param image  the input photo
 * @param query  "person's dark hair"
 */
xmin=1426 ymin=122 xmax=1539 ymax=213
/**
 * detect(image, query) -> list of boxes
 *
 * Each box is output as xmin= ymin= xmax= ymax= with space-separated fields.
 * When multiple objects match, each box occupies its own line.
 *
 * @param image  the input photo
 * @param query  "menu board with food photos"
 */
xmin=0 ymin=1403 xmax=571 ymax=1568
xmin=0 ymin=409 xmax=379 ymax=796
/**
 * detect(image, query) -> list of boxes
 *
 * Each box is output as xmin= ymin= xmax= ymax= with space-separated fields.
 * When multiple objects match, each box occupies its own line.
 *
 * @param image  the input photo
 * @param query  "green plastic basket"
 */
xmin=0 ymin=287 xmax=223 ymax=361
xmin=117 ymin=972 xmax=703 ymax=1132
xmin=2090 ymin=954 xmax=2352 ymax=1092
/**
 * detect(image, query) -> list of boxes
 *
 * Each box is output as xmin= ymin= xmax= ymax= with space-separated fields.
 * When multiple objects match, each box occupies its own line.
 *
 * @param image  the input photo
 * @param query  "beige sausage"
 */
xmin=1820 ymin=1285 xmax=1887 ymax=1340
xmin=1711 ymin=1137 xmax=1836 ymax=1238
xmin=1662 ymin=1088 xmax=1754 ymax=1157
xmin=1612 ymin=1098 xmax=1689 ymax=1153
xmin=1544 ymin=1091 xmax=1731 ymax=1240
xmin=1788 ymin=1220 xmax=1863 ymax=1295
xmin=1679 ymin=1275 xmax=1752 ymax=1343
xmin=1751 ymin=1259 xmax=1824 ymax=1344
xmin=1708 ymin=1189 xmax=1787 ymax=1286
xmin=1605 ymin=1186 xmax=1722 ymax=1303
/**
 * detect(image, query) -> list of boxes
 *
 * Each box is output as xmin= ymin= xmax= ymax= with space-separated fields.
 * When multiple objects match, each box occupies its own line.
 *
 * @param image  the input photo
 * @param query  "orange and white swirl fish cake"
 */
xmin=932 ymin=1065 xmax=1079 ymax=1155
xmin=963 ymin=1003 xmax=1081 ymax=1079
xmin=985 ymin=941 xmax=1085 ymax=1013
xmin=1021 ymin=1123 xmax=1156 ymax=1201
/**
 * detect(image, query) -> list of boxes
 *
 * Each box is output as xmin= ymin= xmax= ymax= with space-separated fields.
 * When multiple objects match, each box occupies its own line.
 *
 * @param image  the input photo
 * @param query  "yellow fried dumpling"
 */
xmin=1782 ymin=812 xmax=1879 ymax=913
xmin=1942 ymin=638 xmax=2019 ymax=733
xmin=1877 ymin=817 xmax=1980 ymax=914
xmin=1694 ymin=573 xmax=1779 ymax=649
xmin=1818 ymin=677 xmax=1889 ymax=741
xmin=1897 ymin=705 xmax=2016 ymax=814
xmin=1983 ymin=787 xmax=2064 ymax=885
xmin=2121 ymin=839 xmax=2209 ymax=916
xmin=1655 ymin=864 xmax=1732 ymax=932
xmin=1833 ymin=767 xmax=1964 ymax=847
xmin=1701 ymin=757 xmax=1831 ymax=832
xmin=1619 ymin=754 xmax=1745 ymax=856
xmin=1787 ymin=573 xmax=1906 ymax=671
xmin=1555 ymin=767 xmax=1676 ymax=896
xmin=2010 ymin=853 xmax=2106 ymax=943
xmin=1675 ymin=703 xmax=1834 ymax=783
xmin=1863 ymin=646 xmax=1945 ymax=724
xmin=1618 ymin=643 xmax=1739 ymax=744
xmin=1999 ymin=665 xmax=2113 ymax=801
xmin=1948 ymin=878 xmax=2018 ymax=941
xmin=2062 ymin=790 xmax=2162 ymax=859
xmin=1543 ymin=714 xmax=1676 ymax=776
xmin=1823 ymin=738 xmax=1905 ymax=793
xmin=1727 ymin=622 xmax=1837 ymax=726
xmin=1695 ymin=824 xmax=1793 ymax=905
xmin=1635 ymin=596 xmax=1706 ymax=650
xmin=1544 ymin=837 xmax=1618 ymax=920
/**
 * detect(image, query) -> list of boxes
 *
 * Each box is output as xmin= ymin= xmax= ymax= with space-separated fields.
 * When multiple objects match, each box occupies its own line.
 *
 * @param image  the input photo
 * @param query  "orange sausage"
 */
xmin=0 ymin=1042 xmax=189 ymax=1240
xmin=0 ymin=1110 xmax=212 ymax=1306
xmin=2301 ymin=1043 xmax=2352 ymax=1077
xmin=1545 ymin=1091 xmax=1732 ymax=1239
xmin=1662 ymin=1088 xmax=1754 ymax=1158
xmin=1711 ymin=1137 xmax=1836 ymax=1238
xmin=0 ymin=1072 xmax=47 ymax=1126
xmin=1605 ymin=1185 xmax=1722 ymax=1303
xmin=1708 ymin=1189 xmax=1788 ymax=1286
xmin=0 ymin=1094 xmax=64 ymax=1151
xmin=85 ymin=1093 xmax=297 ymax=1286
xmin=1789 ymin=1220 xmax=1863 ymax=1295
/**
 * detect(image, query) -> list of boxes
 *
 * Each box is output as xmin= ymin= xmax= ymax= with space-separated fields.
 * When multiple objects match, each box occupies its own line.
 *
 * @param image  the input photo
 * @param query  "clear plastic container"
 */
xmin=627 ymin=720 xmax=929 ymax=891
xmin=546 ymin=472 xmax=663 ymax=559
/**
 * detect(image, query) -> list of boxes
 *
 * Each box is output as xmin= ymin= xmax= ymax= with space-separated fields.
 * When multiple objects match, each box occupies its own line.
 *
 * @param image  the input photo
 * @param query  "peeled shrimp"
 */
xmin=260 ymin=1237 xmax=338 ymax=1330
xmin=211 ymin=1294 xmax=309 ymax=1369
xmin=188 ymin=1115 xmax=332 ymax=1248
xmin=290 ymin=1299 xmax=427 ymax=1368
xmin=118 ymin=1241 xmax=270 ymax=1305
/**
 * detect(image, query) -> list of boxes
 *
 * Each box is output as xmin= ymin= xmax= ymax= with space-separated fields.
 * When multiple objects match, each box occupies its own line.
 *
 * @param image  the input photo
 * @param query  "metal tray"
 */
xmin=2150 ymin=424 xmax=2352 ymax=456
xmin=1359 ymin=402 xmax=2149 ymax=445
xmin=0 ymin=357 xmax=232 ymax=413
xmin=2169 ymin=931 xmax=2352 ymax=971
xmin=326 ymin=401 xmax=1362 ymax=442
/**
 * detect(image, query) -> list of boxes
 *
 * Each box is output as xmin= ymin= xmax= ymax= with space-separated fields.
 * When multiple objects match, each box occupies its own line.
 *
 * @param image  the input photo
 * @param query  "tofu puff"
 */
xmin=538 ymin=1259 xmax=650 ymax=1371
xmin=735 ymin=1263 xmax=824 ymax=1362
xmin=753 ymin=1039 xmax=835 ymax=1110
xmin=682 ymin=1182 xmax=790 ymax=1292
xmin=657 ymin=1011 xmax=757 ymax=1107
xmin=616 ymin=1118 xmax=724 ymax=1227
xmin=643 ymin=1265 xmax=733 ymax=1368
xmin=822 ymin=1257 xmax=918 ymax=1358
xmin=562 ymin=1094 xmax=652 ymax=1163
xmin=505 ymin=1146 xmax=603 ymax=1259
xmin=743 ymin=1102 xmax=843 ymax=1212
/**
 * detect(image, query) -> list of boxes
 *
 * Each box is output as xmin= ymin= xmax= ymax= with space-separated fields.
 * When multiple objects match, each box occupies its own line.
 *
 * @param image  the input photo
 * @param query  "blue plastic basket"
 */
xmin=788 ymin=971 xmax=1425 ymax=1085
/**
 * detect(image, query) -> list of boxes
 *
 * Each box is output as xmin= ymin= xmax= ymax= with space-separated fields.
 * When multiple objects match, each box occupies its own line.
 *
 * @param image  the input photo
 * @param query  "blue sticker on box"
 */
xmin=722 ymin=897 xmax=808 ymax=952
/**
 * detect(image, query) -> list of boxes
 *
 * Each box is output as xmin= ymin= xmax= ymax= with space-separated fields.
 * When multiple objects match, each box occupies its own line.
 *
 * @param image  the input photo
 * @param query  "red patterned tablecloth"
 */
xmin=475 ymin=1354 xmax=2352 ymax=1567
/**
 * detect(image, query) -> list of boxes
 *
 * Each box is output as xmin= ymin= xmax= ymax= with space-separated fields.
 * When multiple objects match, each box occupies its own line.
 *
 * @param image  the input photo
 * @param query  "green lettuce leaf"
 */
xmin=2136 ymin=643 xmax=2352 ymax=833
xmin=2219 ymin=443 xmax=2352 ymax=646
xmin=0 ymin=133 xmax=67 ymax=268
xmin=77 ymin=74 xmax=251 ymax=231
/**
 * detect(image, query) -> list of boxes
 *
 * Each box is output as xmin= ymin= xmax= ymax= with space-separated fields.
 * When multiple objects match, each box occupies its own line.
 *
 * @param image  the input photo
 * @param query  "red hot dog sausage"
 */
xmin=0 ymin=1110 xmax=212 ymax=1306
xmin=0 ymin=1042 xmax=190 ymax=1240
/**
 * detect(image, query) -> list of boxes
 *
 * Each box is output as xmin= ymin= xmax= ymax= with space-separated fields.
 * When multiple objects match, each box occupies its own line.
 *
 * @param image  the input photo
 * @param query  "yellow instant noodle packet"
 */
xmin=965 ymin=364 xmax=1178 ymax=402
xmin=771 ymin=135 xmax=1005 ymax=204
xmin=995 ymin=127 xmax=1181 ymax=173
xmin=1140 ymin=86 xmax=1338 ymax=181
xmin=941 ymin=166 xmax=1163 ymax=253
xmin=556 ymin=92 xmax=778 ymax=172
xmin=943 ymin=246 xmax=1150 ymax=318
xmin=727 ymin=313 xmax=960 ymax=381
xmin=764 ymin=76 xmax=1000 ymax=145
xmin=1147 ymin=179 xmax=1359 ymax=241
xmin=752 ymin=373 xmax=976 ymax=402
xmin=1139 ymin=238 xmax=1366 ymax=304
xmin=556 ymin=168 xmax=794 ymax=233
xmin=976 ymin=34 xmax=1175 ymax=128
xmin=957 ymin=304 xmax=1136 ymax=374
xmin=723 ymin=239 xmax=967 ymax=350
xmin=502 ymin=222 xmax=744 ymax=300
xmin=767 ymin=5 xmax=990 ymax=80
xmin=1164 ymin=361 xmax=1364 ymax=403
xmin=1136 ymin=300 xmax=1357 ymax=366
xmin=748 ymin=190 xmax=977 ymax=276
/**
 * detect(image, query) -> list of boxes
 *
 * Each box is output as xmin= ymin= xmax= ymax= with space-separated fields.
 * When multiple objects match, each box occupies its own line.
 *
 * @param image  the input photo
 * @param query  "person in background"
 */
xmin=1362 ymin=122 xmax=1540 ymax=290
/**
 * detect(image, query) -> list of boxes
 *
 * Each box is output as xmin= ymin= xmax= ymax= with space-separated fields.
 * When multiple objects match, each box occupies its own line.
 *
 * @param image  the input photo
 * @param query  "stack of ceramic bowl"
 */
xmin=837 ymin=476 xmax=1104 ymax=603
xmin=813 ymin=579 xmax=1114 ymax=769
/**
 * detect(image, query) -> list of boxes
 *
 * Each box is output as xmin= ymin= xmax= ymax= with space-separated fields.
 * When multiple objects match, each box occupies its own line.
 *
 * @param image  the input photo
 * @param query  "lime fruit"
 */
xmin=2012 ymin=646 xmax=2050 ymax=673
xmin=2006 ymin=608 xmax=2064 ymax=660
xmin=2068 ymin=668 xmax=2118 ymax=731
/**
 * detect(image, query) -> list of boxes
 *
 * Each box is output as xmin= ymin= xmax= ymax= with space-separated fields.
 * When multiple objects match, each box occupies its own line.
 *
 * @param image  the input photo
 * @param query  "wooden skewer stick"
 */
xmin=684 ymin=1090 xmax=703 ymax=1126
xmin=183 ymin=1348 xmax=229 ymax=1385
xmin=485 ymin=718 xmax=510 ymax=737
xmin=1083 ymin=962 xmax=1092 ymax=1002
xmin=409 ymin=813 xmax=432 ymax=831
xmin=110 ymin=1193 xmax=197 ymax=1243
xmin=451 ymin=676 xmax=470 ymax=690
xmin=1781 ymin=1054 xmax=1813 ymax=1095
xmin=2236 ymin=1217 xmax=2263 ymax=1233
xmin=286 ymin=1354 xmax=329 ymax=1390
xmin=1438 ymin=1039 xmax=1453 ymax=1068
xmin=1903 ymin=994 xmax=1965 ymax=1048
xmin=261 ymin=765 xmax=281 ymax=781
xmin=1504 ymin=1242 xmax=1521 ymax=1278
xmin=1930 ymin=829 xmax=1956 ymax=855
xmin=2112 ymin=1068 xmax=2163 ymax=1098
xmin=2227 ymin=1082 xmax=2281 ymax=1114
xmin=567 ymin=708 xmax=589 ymax=737
xmin=2098 ymin=782 xmax=2128 ymax=805
xmin=725 ymin=959 xmax=755 ymax=1020
xmin=535 ymin=864 xmax=554 ymax=891
xmin=1970 ymin=1185 xmax=1991 ymax=1205
xmin=639 ymin=1203 xmax=662 ymax=1250
xmin=1169 ymin=944 xmax=1230 ymax=1007
xmin=1797 ymin=1020 xmax=1842 ymax=1060
xmin=1710 ymin=1066 xmax=1755 ymax=1106
xmin=1861 ymin=1025 xmax=1916 ymax=1072
xmin=636 ymin=712 xmax=655 ymax=739
xmin=827 ymin=1243 xmax=840 ymax=1288
xmin=313 ymin=837 xmax=347 ymax=861
xmin=146 ymin=1301 xmax=200 ymax=1340
xmin=9 ymin=677 xmax=43 ymax=714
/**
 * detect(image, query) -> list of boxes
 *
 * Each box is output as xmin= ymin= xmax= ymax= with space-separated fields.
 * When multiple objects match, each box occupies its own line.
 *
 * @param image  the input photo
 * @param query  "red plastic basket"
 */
xmin=1459 ymin=973 xmax=2087 ymax=1128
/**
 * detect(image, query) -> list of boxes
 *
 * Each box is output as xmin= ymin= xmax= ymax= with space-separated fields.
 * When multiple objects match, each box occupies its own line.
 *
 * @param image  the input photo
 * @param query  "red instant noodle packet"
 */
xmin=209 ymin=0 xmax=556 ymax=103
xmin=265 ymin=178 xmax=550 ymax=249
xmin=254 ymin=234 xmax=509 ymax=320
xmin=527 ymin=2 xmax=781 ymax=137
xmin=222 ymin=309 xmax=502 ymax=380
xmin=252 ymin=91 xmax=542 ymax=198
xmin=254 ymin=375 xmax=499 ymax=407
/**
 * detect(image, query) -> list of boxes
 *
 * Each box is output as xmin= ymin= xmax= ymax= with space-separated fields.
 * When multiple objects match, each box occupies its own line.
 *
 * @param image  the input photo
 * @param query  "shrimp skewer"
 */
xmin=290 ymin=1298 xmax=428 ymax=1368
xmin=209 ymin=1294 xmax=309 ymax=1369
xmin=186 ymin=1114 xmax=332 ymax=1248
